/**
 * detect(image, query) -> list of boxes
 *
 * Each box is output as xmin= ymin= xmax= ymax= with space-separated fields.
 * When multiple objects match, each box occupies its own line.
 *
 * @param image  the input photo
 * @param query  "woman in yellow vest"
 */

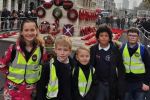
xmin=0 ymin=19 xmax=47 ymax=100
xmin=72 ymin=46 xmax=98 ymax=100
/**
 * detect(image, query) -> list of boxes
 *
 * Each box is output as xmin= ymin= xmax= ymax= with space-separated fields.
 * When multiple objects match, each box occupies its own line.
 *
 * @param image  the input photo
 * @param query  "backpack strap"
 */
xmin=72 ymin=65 xmax=79 ymax=77
xmin=39 ymin=45 xmax=44 ymax=64
xmin=89 ymin=65 xmax=95 ymax=75
xmin=11 ymin=44 xmax=16 ymax=63
xmin=72 ymin=65 xmax=95 ymax=76
xmin=11 ymin=44 xmax=44 ymax=63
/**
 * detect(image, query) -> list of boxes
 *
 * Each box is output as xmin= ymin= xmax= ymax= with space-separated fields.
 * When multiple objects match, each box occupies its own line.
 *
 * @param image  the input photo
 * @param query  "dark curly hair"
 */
xmin=95 ymin=25 xmax=113 ymax=40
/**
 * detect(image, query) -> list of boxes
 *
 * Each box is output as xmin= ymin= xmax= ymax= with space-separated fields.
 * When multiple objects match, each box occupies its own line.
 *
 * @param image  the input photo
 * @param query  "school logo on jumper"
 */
xmin=134 ymin=52 xmax=140 ymax=57
xmin=105 ymin=55 xmax=111 ymax=61
xmin=32 ymin=54 xmax=37 ymax=62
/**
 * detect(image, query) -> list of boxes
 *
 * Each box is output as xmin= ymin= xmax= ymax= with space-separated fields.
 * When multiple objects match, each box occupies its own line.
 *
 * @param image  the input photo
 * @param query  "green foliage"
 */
xmin=143 ymin=0 xmax=150 ymax=8
xmin=134 ymin=2 xmax=147 ymax=10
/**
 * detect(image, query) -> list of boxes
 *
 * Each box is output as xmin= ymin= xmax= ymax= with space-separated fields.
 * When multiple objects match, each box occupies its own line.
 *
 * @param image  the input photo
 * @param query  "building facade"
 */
xmin=0 ymin=0 xmax=99 ymax=13
xmin=133 ymin=1 xmax=137 ymax=8
xmin=0 ymin=0 xmax=42 ymax=13
xmin=117 ymin=3 xmax=122 ymax=9
xmin=122 ymin=0 xmax=129 ymax=9
xmin=95 ymin=0 xmax=104 ymax=9
xmin=103 ymin=0 xmax=116 ymax=15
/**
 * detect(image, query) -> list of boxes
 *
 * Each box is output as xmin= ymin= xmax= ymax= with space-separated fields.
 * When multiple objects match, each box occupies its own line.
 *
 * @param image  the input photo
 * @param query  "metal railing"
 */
xmin=138 ymin=28 xmax=150 ymax=53
xmin=0 ymin=17 xmax=37 ymax=33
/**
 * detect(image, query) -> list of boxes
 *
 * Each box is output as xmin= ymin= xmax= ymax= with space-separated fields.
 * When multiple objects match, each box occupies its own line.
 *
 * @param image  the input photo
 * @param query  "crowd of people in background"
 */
xmin=96 ymin=14 xmax=133 ymax=30
xmin=0 ymin=7 xmax=37 ymax=31
xmin=96 ymin=13 xmax=150 ymax=38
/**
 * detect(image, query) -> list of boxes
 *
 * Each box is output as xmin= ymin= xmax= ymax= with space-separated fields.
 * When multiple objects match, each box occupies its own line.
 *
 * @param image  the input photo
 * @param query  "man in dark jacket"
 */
xmin=1 ymin=7 xmax=10 ymax=31
xmin=90 ymin=25 xmax=125 ymax=100
xmin=141 ymin=18 xmax=149 ymax=37
xmin=116 ymin=17 xmax=120 ymax=29
xmin=121 ymin=16 xmax=125 ymax=30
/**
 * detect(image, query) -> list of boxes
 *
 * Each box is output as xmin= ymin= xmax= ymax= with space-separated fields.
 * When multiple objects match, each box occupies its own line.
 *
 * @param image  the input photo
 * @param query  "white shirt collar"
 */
xmin=57 ymin=57 xmax=69 ymax=64
xmin=98 ymin=43 xmax=110 ymax=51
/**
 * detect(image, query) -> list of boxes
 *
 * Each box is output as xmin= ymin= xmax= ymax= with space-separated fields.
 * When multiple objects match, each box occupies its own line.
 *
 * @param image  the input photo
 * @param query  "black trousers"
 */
xmin=1 ymin=20 xmax=7 ymax=30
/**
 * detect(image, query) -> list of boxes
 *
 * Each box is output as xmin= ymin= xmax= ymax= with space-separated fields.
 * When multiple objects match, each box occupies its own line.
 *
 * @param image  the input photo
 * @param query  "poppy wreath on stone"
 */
xmin=67 ymin=9 xmax=78 ymax=21
xmin=52 ymin=8 xmax=63 ymax=19
xmin=79 ymin=10 xmax=82 ymax=20
xmin=36 ymin=6 xmax=46 ymax=18
xmin=43 ymin=1 xmax=53 ymax=9
xmin=39 ymin=21 xmax=50 ymax=34
xmin=63 ymin=1 xmax=73 ymax=10
xmin=54 ymin=0 xmax=64 ymax=6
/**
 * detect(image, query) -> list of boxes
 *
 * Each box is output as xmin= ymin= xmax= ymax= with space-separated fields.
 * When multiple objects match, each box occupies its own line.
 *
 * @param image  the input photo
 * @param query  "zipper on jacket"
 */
xmin=24 ymin=46 xmax=38 ymax=83
xmin=24 ymin=64 xmax=27 ymax=82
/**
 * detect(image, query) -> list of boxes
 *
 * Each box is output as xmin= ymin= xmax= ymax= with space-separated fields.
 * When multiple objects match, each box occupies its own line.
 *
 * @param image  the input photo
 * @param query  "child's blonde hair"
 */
xmin=54 ymin=35 xmax=73 ymax=50
xmin=76 ymin=46 xmax=90 ymax=55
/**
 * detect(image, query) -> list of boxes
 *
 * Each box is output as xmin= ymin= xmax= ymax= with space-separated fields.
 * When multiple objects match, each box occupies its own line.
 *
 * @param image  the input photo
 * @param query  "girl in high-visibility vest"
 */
xmin=72 ymin=46 xmax=98 ymax=100
xmin=0 ymin=19 xmax=47 ymax=100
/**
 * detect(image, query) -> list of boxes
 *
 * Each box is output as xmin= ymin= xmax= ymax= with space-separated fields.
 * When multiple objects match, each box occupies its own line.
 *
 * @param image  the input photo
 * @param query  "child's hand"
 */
xmin=142 ymin=84 xmax=149 ymax=91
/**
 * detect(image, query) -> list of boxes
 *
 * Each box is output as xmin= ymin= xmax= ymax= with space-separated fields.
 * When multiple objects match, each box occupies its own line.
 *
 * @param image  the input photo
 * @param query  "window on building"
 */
xmin=11 ymin=0 xmax=15 ymax=11
xmin=3 ymin=0 xmax=7 ymax=9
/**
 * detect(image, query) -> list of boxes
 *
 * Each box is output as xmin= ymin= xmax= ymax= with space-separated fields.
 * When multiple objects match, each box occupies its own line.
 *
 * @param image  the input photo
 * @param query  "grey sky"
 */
xmin=114 ymin=0 xmax=142 ymax=9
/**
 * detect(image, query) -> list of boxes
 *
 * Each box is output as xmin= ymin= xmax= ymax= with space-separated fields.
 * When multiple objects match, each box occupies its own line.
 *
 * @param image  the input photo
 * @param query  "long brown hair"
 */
xmin=17 ymin=19 xmax=44 ymax=46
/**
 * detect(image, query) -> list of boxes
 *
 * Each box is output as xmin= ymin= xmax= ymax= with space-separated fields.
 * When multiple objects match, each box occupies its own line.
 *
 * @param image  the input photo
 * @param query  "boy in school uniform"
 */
xmin=36 ymin=35 xmax=75 ymax=100
xmin=90 ymin=25 xmax=126 ymax=100
xmin=72 ymin=46 xmax=98 ymax=100
xmin=120 ymin=27 xmax=150 ymax=100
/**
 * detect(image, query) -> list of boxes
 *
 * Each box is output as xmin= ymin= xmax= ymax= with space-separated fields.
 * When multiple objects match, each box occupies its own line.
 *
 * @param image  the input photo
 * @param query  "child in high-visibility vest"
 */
xmin=72 ymin=46 xmax=98 ymax=100
xmin=120 ymin=27 xmax=150 ymax=100
xmin=0 ymin=19 xmax=47 ymax=100
xmin=36 ymin=35 xmax=75 ymax=100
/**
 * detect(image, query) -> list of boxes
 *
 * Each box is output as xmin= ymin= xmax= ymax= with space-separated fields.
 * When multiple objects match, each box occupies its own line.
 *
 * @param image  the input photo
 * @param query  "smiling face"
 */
xmin=76 ymin=49 xmax=90 ymax=65
xmin=21 ymin=22 xmax=37 ymax=43
xmin=55 ymin=44 xmax=72 ymax=63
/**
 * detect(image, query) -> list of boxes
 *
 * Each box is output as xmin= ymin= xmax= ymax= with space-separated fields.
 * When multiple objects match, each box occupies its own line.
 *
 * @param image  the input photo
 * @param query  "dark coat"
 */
xmin=121 ymin=18 xmax=125 ymax=25
xmin=116 ymin=18 xmax=120 ymax=25
xmin=141 ymin=21 xmax=149 ymax=32
xmin=90 ymin=41 xmax=126 ymax=100
xmin=72 ymin=61 xmax=99 ymax=100
xmin=36 ymin=56 xmax=75 ymax=100
xmin=1 ymin=10 xmax=10 ymax=21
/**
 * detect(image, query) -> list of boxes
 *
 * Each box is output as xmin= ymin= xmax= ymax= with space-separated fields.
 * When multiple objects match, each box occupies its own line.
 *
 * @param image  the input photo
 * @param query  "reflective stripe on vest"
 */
xmin=123 ymin=43 xmax=145 ymax=74
xmin=72 ymin=67 xmax=95 ymax=97
xmin=7 ymin=47 xmax=42 ymax=84
xmin=46 ymin=58 xmax=58 ymax=99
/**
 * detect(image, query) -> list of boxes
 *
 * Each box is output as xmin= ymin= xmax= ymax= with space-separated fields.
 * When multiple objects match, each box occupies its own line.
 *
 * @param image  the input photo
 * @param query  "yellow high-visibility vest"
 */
xmin=46 ymin=58 xmax=58 ymax=99
xmin=7 ymin=46 xmax=42 ymax=84
xmin=72 ymin=66 xmax=95 ymax=97
xmin=123 ymin=43 xmax=145 ymax=74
